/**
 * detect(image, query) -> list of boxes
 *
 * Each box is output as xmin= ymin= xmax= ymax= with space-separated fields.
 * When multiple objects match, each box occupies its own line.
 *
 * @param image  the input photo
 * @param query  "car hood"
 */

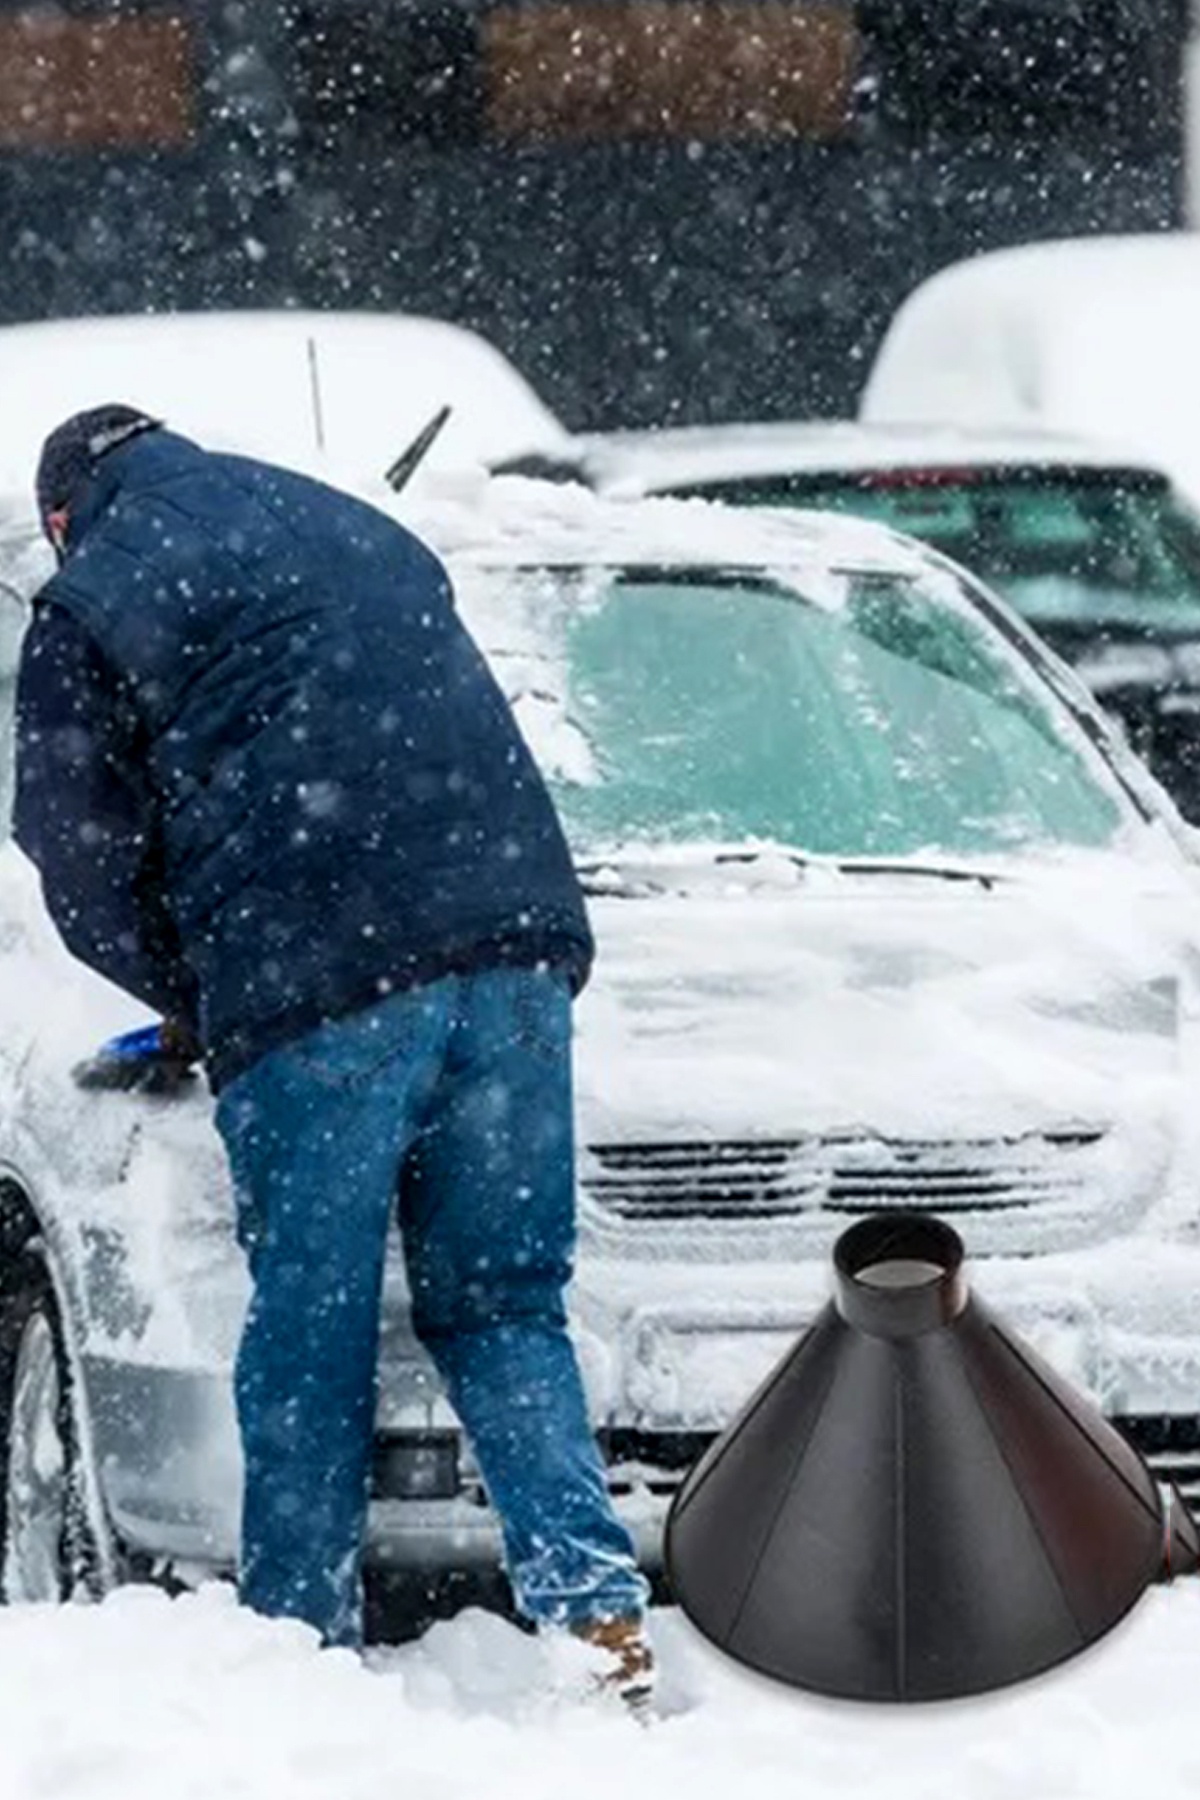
xmin=573 ymin=847 xmax=1189 ymax=1142
xmin=554 ymin=846 xmax=1200 ymax=1395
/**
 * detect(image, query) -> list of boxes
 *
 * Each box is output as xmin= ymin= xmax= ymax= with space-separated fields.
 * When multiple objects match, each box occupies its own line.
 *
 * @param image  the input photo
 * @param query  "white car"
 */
xmin=0 ymin=310 xmax=569 ymax=507
xmin=860 ymin=233 xmax=1200 ymax=502
xmin=2 ymin=479 xmax=1200 ymax=1612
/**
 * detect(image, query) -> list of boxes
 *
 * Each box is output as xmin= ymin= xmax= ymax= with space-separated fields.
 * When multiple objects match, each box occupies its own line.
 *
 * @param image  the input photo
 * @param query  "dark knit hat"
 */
xmin=36 ymin=404 xmax=162 ymax=535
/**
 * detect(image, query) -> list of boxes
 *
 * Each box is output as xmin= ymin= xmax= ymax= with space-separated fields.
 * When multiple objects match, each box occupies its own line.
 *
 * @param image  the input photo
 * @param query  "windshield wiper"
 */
xmin=714 ymin=848 xmax=1010 ymax=890
xmin=575 ymin=861 xmax=667 ymax=899
xmin=576 ymin=844 xmax=1012 ymax=896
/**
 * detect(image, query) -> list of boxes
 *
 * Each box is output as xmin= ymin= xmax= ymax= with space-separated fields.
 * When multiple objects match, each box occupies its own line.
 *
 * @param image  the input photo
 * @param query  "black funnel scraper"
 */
xmin=665 ymin=1211 xmax=1199 ymax=1701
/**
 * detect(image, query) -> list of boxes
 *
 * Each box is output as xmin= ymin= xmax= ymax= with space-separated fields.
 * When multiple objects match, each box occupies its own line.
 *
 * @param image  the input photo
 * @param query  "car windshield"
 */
xmin=0 ymin=557 xmax=1130 ymax=863
xmin=458 ymin=563 xmax=1126 ymax=859
xmin=678 ymin=471 xmax=1200 ymax=636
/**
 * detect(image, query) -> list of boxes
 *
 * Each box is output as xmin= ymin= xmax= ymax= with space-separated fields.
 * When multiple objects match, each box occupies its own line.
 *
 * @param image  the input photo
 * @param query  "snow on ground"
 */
xmin=2 ymin=1582 xmax=1200 ymax=1799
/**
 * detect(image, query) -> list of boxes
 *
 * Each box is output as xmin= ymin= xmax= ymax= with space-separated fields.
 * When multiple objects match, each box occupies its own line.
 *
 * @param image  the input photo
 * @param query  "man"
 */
xmin=14 ymin=405 xmax=652 ymax=1704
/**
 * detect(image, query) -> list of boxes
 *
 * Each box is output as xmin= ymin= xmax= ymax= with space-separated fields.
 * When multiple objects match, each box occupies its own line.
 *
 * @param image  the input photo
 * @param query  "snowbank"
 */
xmin=1 ymin=1584 xmax=1200 ymax=1799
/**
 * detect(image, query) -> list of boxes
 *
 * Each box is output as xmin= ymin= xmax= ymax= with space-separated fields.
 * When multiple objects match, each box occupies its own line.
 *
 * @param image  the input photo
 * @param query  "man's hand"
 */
xmin=157 ymin=1017 xmax=203 ymax=1067
xmin=72 ymin=1020 xmax=202 ymax=1095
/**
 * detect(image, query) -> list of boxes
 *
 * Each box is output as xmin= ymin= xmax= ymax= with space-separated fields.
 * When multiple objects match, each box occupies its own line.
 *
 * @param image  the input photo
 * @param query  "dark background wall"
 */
xmin=0 ymin=0 xmax=1187 ymax=430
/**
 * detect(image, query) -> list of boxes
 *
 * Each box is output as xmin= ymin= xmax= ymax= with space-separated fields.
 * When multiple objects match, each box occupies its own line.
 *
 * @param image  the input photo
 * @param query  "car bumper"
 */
xmin=81 ymin=1238 xmax=1200 ymax=1567
xmin=82 ymin=1358 xmax=679 ymax=1575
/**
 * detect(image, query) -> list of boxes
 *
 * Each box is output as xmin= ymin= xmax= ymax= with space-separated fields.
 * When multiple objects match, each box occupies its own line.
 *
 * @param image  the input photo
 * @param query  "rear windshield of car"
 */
xmin=677 ymin=470 xmax=1200 ymax=635
xmin=460 ymin=564 xmax=1126 ymax=858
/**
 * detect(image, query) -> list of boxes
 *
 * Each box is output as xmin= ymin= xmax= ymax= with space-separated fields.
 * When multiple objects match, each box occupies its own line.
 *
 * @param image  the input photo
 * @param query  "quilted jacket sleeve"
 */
xmin=13 ymin=600 xmax=201 ymax=1028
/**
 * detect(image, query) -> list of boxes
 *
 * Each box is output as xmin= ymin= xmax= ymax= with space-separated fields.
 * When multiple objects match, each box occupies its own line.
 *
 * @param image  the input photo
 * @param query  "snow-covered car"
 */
xmin=4 ymin=479 xmax=1200 ymax=1611
xmin=859 ymin=233 xmax=1200 ymax=503
xmin=0 ymin=310 xmax=569 ymax=507
xmin=496 ymin=422 xmax=1200 ymax=823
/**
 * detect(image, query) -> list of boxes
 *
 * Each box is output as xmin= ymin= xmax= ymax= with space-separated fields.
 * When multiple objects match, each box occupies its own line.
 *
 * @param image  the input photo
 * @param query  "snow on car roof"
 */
xmin=531 ymin=420 xmax=1170 ymax=492
xmin=868 ymin=231 xmax=1200 ymax=326
xmin=399 ymin=470 xmax=936 ymax=580
xmin=0 ymin=310 xmax=568 ymax=498
xmin=0 ymin=471 xmax=935 ymax=615
xmin=861 ymin=233 xmax=1200 ymax=499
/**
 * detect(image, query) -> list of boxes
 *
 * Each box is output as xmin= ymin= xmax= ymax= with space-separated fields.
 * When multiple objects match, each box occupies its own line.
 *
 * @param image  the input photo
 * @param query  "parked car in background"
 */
xmin=496 ymin=424 xmax=1200 ymax=823
xmin=0 ymin=310 xmax=569 ymax=508
xmin=3 ymin=479 xmax=1200 ymax=1616
xmin=860 ymin=233 xmax=1200 ymax=503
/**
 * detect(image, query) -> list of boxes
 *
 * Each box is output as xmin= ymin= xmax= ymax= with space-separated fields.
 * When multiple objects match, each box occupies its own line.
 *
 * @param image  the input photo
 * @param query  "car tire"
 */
xmin=0 ymin=1245 xmax=107 ymax=1604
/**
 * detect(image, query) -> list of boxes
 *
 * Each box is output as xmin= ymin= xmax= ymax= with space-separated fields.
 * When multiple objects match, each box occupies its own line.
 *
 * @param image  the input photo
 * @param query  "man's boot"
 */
xmin=571 ymin=1614 xmax=655 ymax=1718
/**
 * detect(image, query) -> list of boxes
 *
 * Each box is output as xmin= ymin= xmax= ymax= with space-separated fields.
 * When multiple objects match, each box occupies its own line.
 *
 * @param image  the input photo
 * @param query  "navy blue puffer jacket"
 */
xmin=15 ymin=429 xmax=592 ymax=1086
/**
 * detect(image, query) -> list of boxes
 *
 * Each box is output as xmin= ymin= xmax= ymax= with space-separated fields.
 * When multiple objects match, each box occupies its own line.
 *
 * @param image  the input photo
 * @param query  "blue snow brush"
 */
xmin=72 ymin=1023 xmax=200 ymax=1096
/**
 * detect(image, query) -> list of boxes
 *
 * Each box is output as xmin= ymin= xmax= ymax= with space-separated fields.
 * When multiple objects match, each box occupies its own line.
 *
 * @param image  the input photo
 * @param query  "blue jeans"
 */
xmin=213 ymin=967 xmax=648 ymax=1648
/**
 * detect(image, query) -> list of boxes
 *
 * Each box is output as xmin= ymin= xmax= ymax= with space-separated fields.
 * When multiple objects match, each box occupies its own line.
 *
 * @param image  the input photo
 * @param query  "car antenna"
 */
xmin=306 ymin=335 xmax=327 ymax=455
xmin=384 ymin=404 xmax=453 ymax=494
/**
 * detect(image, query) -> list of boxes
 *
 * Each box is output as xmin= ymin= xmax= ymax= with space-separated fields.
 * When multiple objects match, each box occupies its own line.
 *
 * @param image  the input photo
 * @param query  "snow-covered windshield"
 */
xmin=0 ymin=557 xmax=1130 ymax=862
xmin=459 ymin=564 xmax=1127 ymax=859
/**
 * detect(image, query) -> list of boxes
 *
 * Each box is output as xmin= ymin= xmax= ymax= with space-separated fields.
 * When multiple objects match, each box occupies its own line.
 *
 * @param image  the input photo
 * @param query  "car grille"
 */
xmin=598 ymin=1428 xmax=716 ymax=1496
xmin=1113 ymin=1416 xmax=1200 ymax=1509
xmin=597 ymin=1423 xmax=1200 ymax=1512
xmin=583 ymin=1129 xmax=1106 ymax=1223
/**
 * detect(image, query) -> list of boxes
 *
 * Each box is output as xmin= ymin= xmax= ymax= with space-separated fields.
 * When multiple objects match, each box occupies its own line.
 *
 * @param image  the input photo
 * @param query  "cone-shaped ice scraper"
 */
xmin=665 ymin=1212 xmax=1197 ymax=1701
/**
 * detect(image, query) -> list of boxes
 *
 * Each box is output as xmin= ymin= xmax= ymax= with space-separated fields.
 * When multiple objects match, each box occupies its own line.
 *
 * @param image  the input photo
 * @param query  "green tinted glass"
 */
xmin=472 ymin=569 xmax=1123 ymax=857
xmin=689 ymin=475 xmax=1200 ymax=631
